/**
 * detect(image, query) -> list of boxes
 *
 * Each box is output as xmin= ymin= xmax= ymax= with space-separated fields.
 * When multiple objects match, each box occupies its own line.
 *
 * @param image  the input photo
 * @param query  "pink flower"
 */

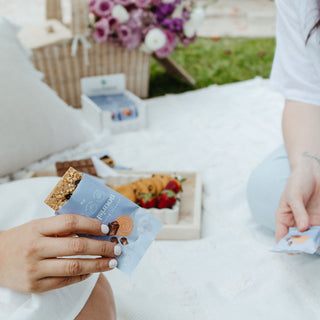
xmin=117 ymin=24 xmax=132 ymax=42
xmin=135 ymin=0 xmax=152 ymax=8
xmin=130 ymin=8 xmax=143 ymax=26
xmin=115 ymin=0 xmax=133 ymax=6
xmin=155 ymin=29 xmax=177 ymax=58
xmin=89 ymin=0 xmax=98 ymax=13
xmin=124 ymin=30 xmax=142 ymax=49
xmin=92 ymin=18 xmax=110 ymax=43
xmin=181 ymin=34 xmax=196 ymax=46
xmin=94 ymin=0 xmax=114 ymax=17
xmin=107 ymin=16 xmax=119 ymax=30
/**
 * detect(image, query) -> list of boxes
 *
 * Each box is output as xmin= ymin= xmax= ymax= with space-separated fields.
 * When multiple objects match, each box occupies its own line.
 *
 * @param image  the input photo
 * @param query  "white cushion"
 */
xmin=0 ymin=18 xmax=94 ymax=177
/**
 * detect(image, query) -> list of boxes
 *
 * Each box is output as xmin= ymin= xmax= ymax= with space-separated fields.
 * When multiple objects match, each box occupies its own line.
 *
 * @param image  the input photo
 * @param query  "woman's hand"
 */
xmin=275 ymin=155 xmax=320 ymax=242
xmin=0 ymin=214 xmax=121 ymax=293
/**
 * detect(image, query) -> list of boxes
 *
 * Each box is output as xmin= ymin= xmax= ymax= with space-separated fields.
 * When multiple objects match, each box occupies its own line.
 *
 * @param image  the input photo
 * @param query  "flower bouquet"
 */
xmin=89 ymin=0 xmax=205 ymax=58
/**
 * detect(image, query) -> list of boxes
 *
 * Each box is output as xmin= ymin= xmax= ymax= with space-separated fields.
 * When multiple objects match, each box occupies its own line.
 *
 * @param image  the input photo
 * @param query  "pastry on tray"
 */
xmin=110 ymin=174 xmax=186 ymax=210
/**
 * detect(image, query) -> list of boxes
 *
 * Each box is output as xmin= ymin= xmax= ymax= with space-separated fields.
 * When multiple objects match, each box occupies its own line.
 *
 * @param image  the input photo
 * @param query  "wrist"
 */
xmin=291 ymin=152 xmax=320 ymax=172
xmin=0 ymin=231 xmax=5 ymax=286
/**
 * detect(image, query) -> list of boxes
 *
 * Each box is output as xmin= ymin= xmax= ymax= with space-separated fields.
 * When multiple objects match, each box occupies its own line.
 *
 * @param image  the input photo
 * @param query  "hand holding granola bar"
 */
xmin=44 ymin=167 xmax=163 ymax=275
xmin=0 ymin=214 xmax=121 ymax=293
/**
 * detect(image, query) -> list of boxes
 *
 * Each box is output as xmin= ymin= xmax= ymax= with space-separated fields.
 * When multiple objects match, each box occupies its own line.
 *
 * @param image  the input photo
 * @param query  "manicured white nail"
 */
xmin=114 ymin=245 xmax=122 ymax=256
xmin=109 ymin=259 xmax=117 ymax=269
xmin=101 ymin=224 xmax=109 ymax=234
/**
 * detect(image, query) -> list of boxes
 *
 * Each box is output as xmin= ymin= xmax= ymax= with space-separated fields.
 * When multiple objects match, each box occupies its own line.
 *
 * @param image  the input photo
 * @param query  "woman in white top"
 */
xmin=247 ymin=0 xmax=320 ymax=242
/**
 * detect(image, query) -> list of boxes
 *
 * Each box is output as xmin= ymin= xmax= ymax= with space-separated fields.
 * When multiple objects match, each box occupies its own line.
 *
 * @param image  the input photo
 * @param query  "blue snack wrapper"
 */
xmin=57 ymin=173 xmax=163 ymax=275
xmin=273 ymin=226 xmax=320 ymax=255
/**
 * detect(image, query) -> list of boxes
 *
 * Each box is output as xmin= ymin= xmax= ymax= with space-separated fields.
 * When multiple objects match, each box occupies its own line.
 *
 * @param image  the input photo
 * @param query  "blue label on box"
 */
xmin=57 ymin=174 xmax=163 ymax=275
xmin=89 ymin=94 xmax=138 ymax=122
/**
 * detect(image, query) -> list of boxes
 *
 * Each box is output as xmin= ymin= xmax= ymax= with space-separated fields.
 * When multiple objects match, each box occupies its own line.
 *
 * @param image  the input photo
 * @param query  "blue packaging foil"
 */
xmin=273 ymin=226 xmax=320 ymax=255
xmin=57 ymin=174 xmax=163 ymax=275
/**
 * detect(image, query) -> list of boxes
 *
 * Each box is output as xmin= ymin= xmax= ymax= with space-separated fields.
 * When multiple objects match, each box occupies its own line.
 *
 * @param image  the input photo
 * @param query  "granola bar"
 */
xmin=44 ymin=167 xmax=83 ymax=211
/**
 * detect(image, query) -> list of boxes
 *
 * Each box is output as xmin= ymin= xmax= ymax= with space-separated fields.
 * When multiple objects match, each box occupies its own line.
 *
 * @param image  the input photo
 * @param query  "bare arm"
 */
xmin=276 ymin=100 xmax=320 ymax=241
xmin=283 ymin=100 xmax=320 ymax=169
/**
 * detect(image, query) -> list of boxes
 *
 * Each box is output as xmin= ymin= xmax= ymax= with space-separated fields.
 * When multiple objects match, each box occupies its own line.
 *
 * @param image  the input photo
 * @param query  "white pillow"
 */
xmin=0 ymin=18 xmax=94 ymax=177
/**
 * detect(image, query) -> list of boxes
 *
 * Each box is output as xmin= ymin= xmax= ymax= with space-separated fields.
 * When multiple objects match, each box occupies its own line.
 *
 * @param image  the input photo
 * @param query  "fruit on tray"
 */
xmin=111 ymin=174 xmax=186 ymax=210
xmin=157 ymin=190 xmax=177 ymax=209
xmin=112 ymin=174 xmax=173 ymax=203
xmin=138 ymin=193 xmax=158 ymax=209
xmin=165 ymin=178 xmax=187 ymax=193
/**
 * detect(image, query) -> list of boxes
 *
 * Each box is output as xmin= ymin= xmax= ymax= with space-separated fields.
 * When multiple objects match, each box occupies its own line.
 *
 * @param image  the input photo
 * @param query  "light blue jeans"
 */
xmin=247 ymin=146 xmax=291 ymax=231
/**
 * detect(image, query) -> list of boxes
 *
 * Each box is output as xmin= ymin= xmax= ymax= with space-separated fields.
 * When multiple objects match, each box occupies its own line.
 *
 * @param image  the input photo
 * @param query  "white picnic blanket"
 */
xmin=4 ymin=78 xmax=319 ymax=319
xmin=107 ymin=78 xmax=320 ymax=319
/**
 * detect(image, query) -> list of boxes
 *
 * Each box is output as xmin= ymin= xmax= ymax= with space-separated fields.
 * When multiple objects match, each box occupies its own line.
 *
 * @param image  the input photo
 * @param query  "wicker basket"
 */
xmin=30 ymin=0 xmax=151 ymax=108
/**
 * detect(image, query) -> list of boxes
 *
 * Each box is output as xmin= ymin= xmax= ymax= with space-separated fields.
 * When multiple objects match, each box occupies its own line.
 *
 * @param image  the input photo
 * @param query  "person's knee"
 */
xmin=247 ymin=156 xmax=289 ymax=231
xmin=76 ymin=274 xmax=116 ymax=320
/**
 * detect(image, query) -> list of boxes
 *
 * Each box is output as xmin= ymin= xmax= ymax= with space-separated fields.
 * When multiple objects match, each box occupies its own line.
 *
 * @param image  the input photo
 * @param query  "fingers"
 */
xmin=289 ymin=198 xmax=309 ymax=232
xmin=37 ymin=237 xmax=121 ymax=258
xmin=38 ymin=257 xmax=117 ymax=278
xmin=275 ymin=197 xmax=310 ymax=243
xmin=35 ymin=274 xmax=92 ymax=293
xmin=38 ymin=214 xmax=109 ymax=237
xmin=275 ymin=220 xmax=289 ymax=243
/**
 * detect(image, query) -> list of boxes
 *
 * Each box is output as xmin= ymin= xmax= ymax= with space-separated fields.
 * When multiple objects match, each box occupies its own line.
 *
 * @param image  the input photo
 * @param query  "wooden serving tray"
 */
xmin=27 ymin=170 xmax=202 ymax=240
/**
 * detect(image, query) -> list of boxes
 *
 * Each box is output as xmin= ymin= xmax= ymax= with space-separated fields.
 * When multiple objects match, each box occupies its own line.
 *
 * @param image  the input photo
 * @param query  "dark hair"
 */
xmin=306 ymin=20 xmax=320 ymax=42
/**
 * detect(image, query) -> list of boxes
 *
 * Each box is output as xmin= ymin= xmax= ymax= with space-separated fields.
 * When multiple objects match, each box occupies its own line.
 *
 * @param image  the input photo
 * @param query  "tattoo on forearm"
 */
xmin=302 ymin=152 xmax=320 ymax=165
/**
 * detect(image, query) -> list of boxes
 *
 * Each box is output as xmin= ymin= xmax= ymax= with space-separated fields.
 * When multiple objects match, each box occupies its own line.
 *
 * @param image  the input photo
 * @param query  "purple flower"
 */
xmin=155 ymin=28 xmax=177 ymax=58
xmin=161 ymin=18 xmax=172 ymax=28
xmin=182 ymin=9 xmax=191 ymax=21
xmin=171 ymin=17 xmax=183 ymax=31
xmin=92 ymin=18 xmax=110 ymax=43
xmin=155 ymin=3 xmax=175 ymax=23
xmin=94 ymin=0 xmax=114 ymax=17
xmin=161 ymin=17 xmax=182 ymax=32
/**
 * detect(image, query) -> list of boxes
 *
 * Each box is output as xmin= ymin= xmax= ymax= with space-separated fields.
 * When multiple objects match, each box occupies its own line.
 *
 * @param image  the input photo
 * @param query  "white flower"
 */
xmin=145 ymin=28 xmax=167 ymax=51
xmin=162 ymin=0 xmax=174 ymax=3
xmin=172 ymin=4 xmax=183 ymax=19
xmin=190 ymin=7 xmax=205 ymax=30
xmin=112 ymin=5 xmax=130 ymax=24
xmin=183 ymin=20 xmax=196 ymax=38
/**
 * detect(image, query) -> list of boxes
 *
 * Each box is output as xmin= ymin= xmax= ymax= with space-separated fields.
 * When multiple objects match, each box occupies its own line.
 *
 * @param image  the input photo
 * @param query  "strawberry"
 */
xmin=138 ymin=193 xmax=157 ymax=209
xmin=157 ymin=190 xmax=177 ymax=209
xmin=165 ymin=178 xmax=187 ymax=193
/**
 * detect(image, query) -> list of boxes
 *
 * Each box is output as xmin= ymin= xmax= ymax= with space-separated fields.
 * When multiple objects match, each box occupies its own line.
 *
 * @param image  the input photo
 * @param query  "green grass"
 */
xmin=149 ymin=37 xmax=276 ymax=97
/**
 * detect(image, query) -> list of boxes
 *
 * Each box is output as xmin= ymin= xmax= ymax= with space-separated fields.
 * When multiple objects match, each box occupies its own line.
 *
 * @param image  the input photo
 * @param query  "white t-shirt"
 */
xmin=270 ymin=0 xmax=320 ymax=106
xmin=0 ymin=178 xmax=100 ymax=320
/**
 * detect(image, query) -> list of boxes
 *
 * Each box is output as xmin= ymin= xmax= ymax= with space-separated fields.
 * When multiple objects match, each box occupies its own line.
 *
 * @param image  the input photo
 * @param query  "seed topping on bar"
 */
xmin=44 ymin=167 xmax=83 ymax=211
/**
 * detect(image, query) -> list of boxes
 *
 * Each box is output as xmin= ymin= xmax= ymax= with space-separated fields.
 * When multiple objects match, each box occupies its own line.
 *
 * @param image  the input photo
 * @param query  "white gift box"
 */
xmin=81 ymin=74 xmax=147 ymax=134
